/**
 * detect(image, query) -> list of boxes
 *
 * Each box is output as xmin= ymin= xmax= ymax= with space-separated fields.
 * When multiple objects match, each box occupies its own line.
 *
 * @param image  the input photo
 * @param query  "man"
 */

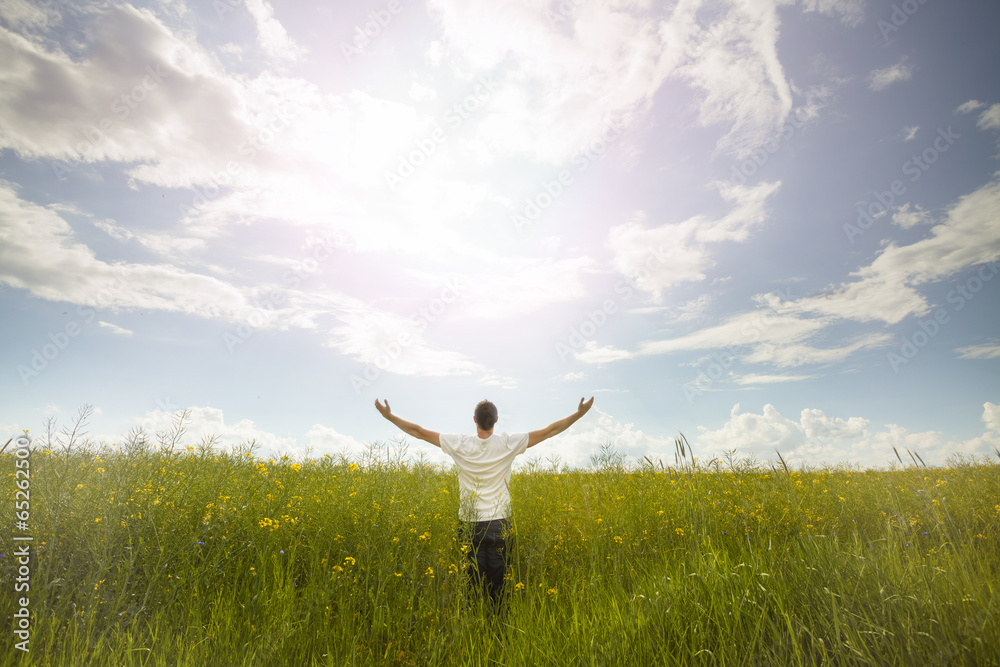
xmin=374 ymin=396 xmax=594 ymax=612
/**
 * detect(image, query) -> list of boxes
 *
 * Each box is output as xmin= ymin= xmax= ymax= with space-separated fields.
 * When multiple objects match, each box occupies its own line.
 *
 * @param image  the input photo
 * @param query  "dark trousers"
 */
xmin=460 ymin=519 xmax=510 ymax=613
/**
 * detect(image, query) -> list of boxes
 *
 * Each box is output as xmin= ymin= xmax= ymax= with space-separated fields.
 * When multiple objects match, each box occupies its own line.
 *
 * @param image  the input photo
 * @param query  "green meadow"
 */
xmin=1 ymin=416 xmax=998 ymax=666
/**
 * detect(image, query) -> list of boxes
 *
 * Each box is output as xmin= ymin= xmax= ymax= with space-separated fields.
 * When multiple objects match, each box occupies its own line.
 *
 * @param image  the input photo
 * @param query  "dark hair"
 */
xmin=474 ymin=400 xmax=498 ymax=431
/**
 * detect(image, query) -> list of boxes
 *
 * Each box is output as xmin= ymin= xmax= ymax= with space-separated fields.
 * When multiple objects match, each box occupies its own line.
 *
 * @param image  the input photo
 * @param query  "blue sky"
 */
xmin=1 ymin=0 xmax=998 ymax=469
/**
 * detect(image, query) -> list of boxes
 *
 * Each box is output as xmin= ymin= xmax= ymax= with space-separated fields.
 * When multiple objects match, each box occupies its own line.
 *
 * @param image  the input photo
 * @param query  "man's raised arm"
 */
xmin=527 ymin=397 xmax=594 ymax=448
xmin=374 ymin=399 xmax=441 ymax=447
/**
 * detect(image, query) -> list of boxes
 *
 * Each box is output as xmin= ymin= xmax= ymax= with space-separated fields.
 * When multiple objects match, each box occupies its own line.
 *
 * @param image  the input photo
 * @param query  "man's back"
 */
xmin=439 ymin=432 xmax=529 ymax=521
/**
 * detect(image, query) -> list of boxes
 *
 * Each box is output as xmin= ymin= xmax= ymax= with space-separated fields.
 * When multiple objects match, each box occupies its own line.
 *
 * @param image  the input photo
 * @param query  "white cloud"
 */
xmin=956 ymin=99 xmax=985 ymax=114
xmin=304 ymin=424 xmax=370 ymax=459
xmin=1 ymin=424 xmax=25 ymax=445
xmin=31 ymin=398 xmax=1000 ymax=470
xmin=693 ymin=402 xmax=999 ymax=468
xmin=94 ymin=220 xmax=206 ymax=257
xmin=778 ymin=174 xmax=1000 ymax=325
xmin=131 ymin=405 xmax=300 ymax=456
xmin=578 ymin=300 xmax=892 ymax=370
xmin=741 ymin=333 xmax=891 ymax=367
xmin=855 ymin=177 xmax=1000 ymax=290
xmin=977 ymin=103 xmax=1000 ymax=132
xmin=0 ymin=0 xmax=54 ymax=30
xmin=324 ymin=304 xmax=485 ymax=378
xmin=608 ymin=181 xmax=781 ymax=300
xmin=0 ymin=2 xmax=396 ymax=240
xmin=954 ymin=101 xmax=998 ymax=135
xmin=608 ymin=215 xmax=709 ymax=297
xmin=115 ymin=405 xmax=394 ymax=461
xmin=122 ymin=405 xmax=456 ymax=463
xmin=0 ymin=182 xmax=255 ymax=319
xmin=640 ymin=310 xmax=825 ymax=356
xmin=671 ymin=294 xmax=715 ymax=323
xmin=587 ymin=173 xmax=1000 ymax=371
xmin=984 ymin=402 xmax=1000 ymax=434
xmin=455 ymin=256 xmax=596 ymax=320
xmin=426 ymin=0 xmax=678 ymax=164
xmin=524 ymin=408 xmax=676 ymax=469
xmin=0 ymin=0 xmax=837 ymax=322
xmin=75 ymin=402 xmax=460 ymax=465
xmin=696 ymin=403 xmax=808 ymax=456
xmin=98 ymin=321 xmax=134 ymax=336
xmin=703 ymin=180 xmax=784 ymax=243
xmin=572 ymin=341 xmax=635 ymax=365
xmin=409 ymin=82 xmax=437 ymax=102
xmin=937 ymin=402 xmax=1000 ymax=459
xmin=901 ymin=125 xmax=919 ymax=141
xmin=771 ymin=276 xmax=926 ymax=325
xmin=955 ymin=341 xmax=1000 ymax=360
xmin=867 ymin=60 xmax=913 ymax=91
xmin=478 ymin=374 xmax=519 ymax=389
xmin=892 ymin=202 xmax=930 ymax=229
xmin=0 ymin=182 xmax=499 ymax=380
xmin=733 ymin=373 xmax=816 ymax=385
xmin=0 ymin=4 xmax=252 ymax=179
xmin=425 ymin=0 xmax=823 ymax=162
xmin=673 ymin=0 xmax=795 ymax=158
xmin=798 ymin=0 xmax=865 ymax=26
xmin=790 ymin=83 xmax=836 ymax=128
xmin=425 ymin=40 xmax=445 ymax=67
xmin=244 ymin=0 xmax=306 ymax=63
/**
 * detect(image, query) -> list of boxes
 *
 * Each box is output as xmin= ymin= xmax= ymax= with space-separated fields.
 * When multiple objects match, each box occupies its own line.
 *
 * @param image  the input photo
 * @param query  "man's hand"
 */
xmin=527 ymin=397 xmax=595 ymax=448
xmin=374 ymin=399 xmax=440 ymax=448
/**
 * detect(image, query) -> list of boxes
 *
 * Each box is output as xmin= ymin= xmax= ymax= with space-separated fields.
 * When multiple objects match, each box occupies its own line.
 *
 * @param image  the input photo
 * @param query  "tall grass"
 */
xmin=1 ymin=411 xmax=997 ymax=666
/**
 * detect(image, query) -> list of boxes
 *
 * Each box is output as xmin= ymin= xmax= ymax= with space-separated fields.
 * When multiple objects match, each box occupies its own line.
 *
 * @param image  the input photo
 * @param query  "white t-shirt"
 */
xmin=439 ymin=432 xmax=530 ymax=521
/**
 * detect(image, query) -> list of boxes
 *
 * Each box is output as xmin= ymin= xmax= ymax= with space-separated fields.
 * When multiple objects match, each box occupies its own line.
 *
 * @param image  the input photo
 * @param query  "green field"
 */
xmin=2 ymin=418 xmax=998 ymax=666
